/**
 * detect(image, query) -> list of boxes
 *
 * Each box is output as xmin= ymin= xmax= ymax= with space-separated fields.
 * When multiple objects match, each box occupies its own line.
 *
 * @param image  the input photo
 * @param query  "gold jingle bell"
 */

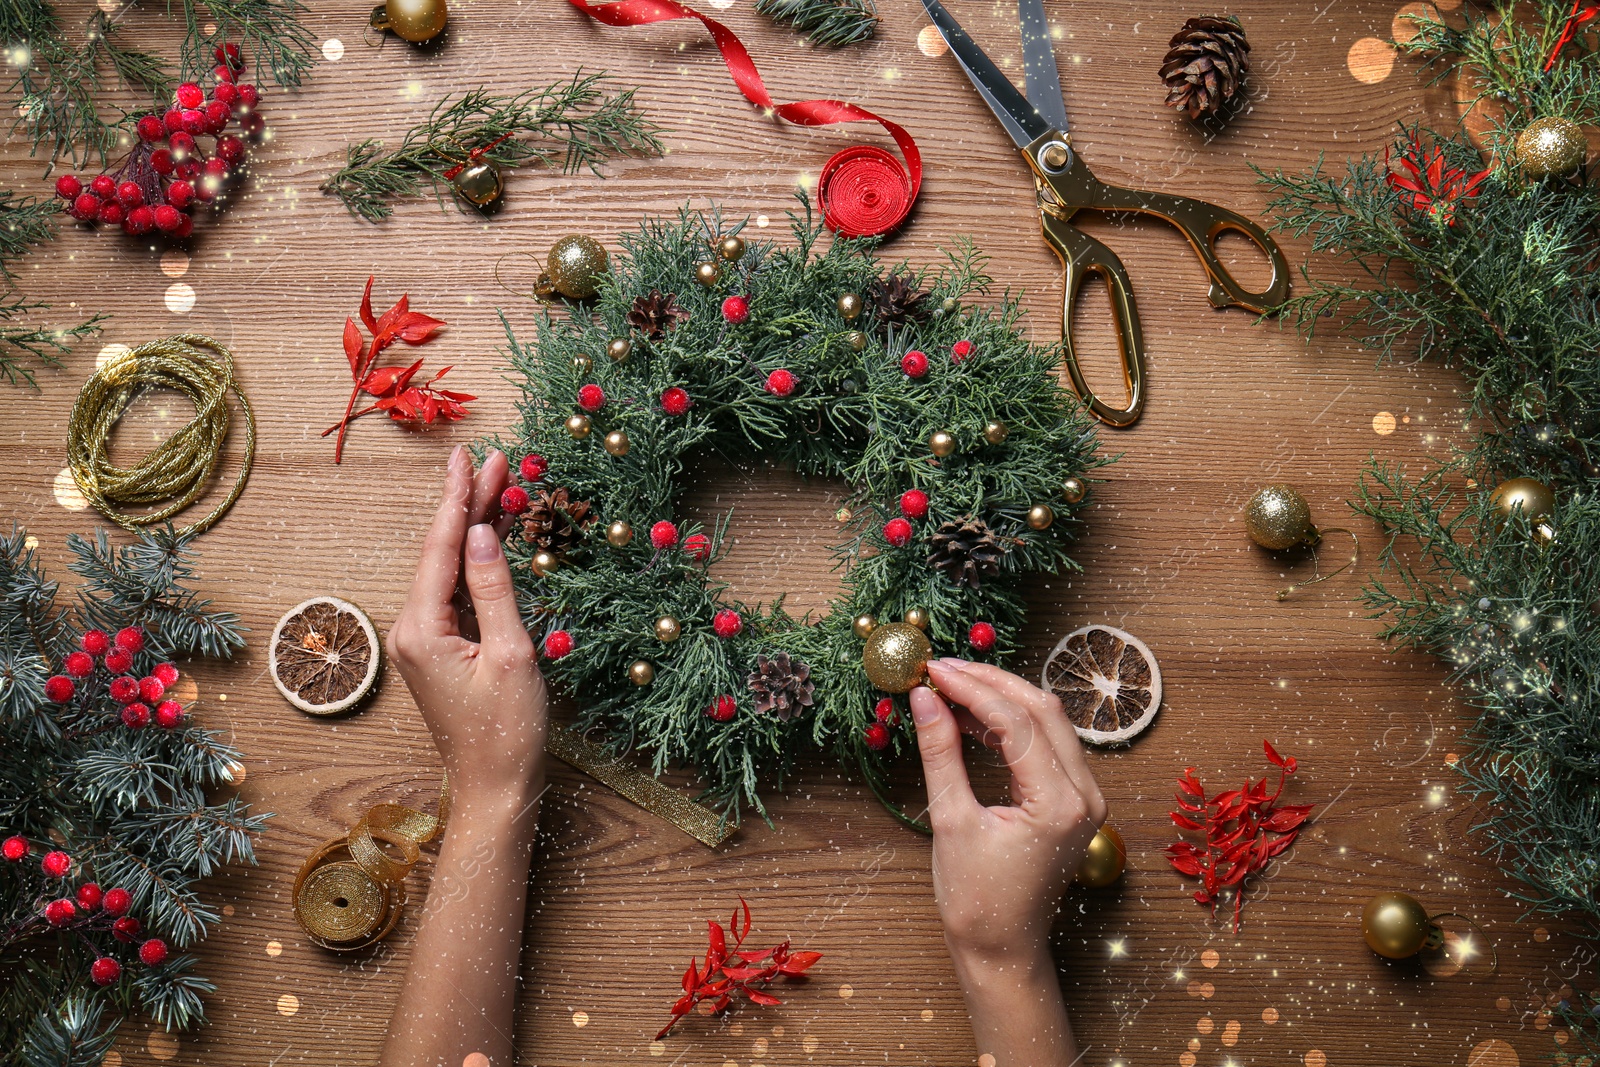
xmin=565 ymin=414 xmax=591 ymax=439
xmin=1244 ymin=484 xmax=1315 ymax=551
xmin=862 ymin=622 xmax=933 ymax=693
xmin=1074 ymin=825 xmax=1126 ymax=888
xmin=903 ymin=607 xmax=929 ymax=630
xmin=370 ymin=0 xmax=448 ymax=43
xmin=654 ymin=615 xmax=682 ymax=643
xmin=694 ymin=260 xmax=721 ymax=287
xmin=929 ymin=431 xmax=956 ymax=458
xmin=531 ymin=551 xmax=559 ymax=577
xmin=544 ymin=235 xmax=610 ymax=301
xmin=1062 ymin=476 xmax=1087 ymax=504
xmin=451 ymin=160 xmax=503 ymax=207
xmin=606 ymin=337 xmax=631 ymax=363
xmin=603 ymin=429 xmax=631 ymax=457
xmin=852 ymin=613 xmax=877 ymax=639
xmin=1027 ymin=504 xmax=1055 ymax=531
xmin=1516 ymin=116 xmax=1587 ymax=179
xmin=837 ymin=292 xmax=863 ymax=323
xmin=1361 ymin=892 xmax=1442 ymax=959
xmin=605 ymin=520 xmax=633 ymax=547
xmin=628 ymin=660 xmax=656 ymax=686
xmin=983 ymin=420 xmax=1009 ymax=445
xmin=718 ymin=235 xmax=746 ymax=261
xmin=1489 ymin=476 xmax=1555 ymax=524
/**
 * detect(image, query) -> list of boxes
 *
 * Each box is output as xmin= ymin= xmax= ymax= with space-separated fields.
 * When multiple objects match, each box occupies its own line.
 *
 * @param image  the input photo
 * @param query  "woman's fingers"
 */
xmin=467 ymin=449 xmax=510 ymax=526
xmin=910 ymin=686 xmax=979 ymax=832
xmin=404 ymin=447 xmax=474 ymax=636
xmin=925 ymin=660 xmax=1066 ymax=806
xmin=462 ymin=524 xmax=535 ymax=665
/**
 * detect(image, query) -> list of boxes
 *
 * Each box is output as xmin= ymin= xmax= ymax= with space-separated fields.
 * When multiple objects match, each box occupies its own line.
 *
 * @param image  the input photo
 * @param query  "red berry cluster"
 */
xmin=502 ymin=453 xmax=549 ymax=515
xmin=52 ymin=45 xmax=260 ymax=240
xmin=2 ymin=837 xmax=168 ymax=987
xmin=44 ymin=626 xmax=187 ymax=730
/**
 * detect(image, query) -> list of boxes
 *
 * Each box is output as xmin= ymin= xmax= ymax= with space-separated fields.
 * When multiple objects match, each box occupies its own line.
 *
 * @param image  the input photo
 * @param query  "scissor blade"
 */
xmin=920 ymin=0 xmax=1052 ymax=150
xmin=1017 ymin=0 xmax=1069 ymax=135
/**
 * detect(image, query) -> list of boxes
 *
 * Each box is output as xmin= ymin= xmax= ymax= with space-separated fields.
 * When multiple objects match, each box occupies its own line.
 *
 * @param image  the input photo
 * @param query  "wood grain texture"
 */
xmin=1 ymin=2 xmax=1587 ymax=1065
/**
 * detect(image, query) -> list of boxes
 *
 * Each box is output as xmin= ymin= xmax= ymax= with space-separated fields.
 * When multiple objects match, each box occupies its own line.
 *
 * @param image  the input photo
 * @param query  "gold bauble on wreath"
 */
xmin=1516 ymin=116 xmax=1587 ymax=179
xmin=450 ymin=161 xmax=502 ymax=207
xmin=1027 ymin=504 xmax=1055 ymax=531
xmin=531 ymin=551 xmax=559 ymax=577
xmin=628 ymin=660 xmax=656 ymax=686
xmin=837 ymin=291 xmax=863 ymax=322
xmin=1245 ymin=484 xmax=1314 ymax=550
xmin=983 ymin=419 xmax=1009 ymax=445
xmin=1361 ymin=892 xmax=1442 ymax=959
xmin=572 ymin=353 xmax=592 ymax=375
xmin=862 ymin=622 xmax=933 ymax=693
xmin=846 ymin=330 xmax=867 ymax=352
xmin=718 ymin=235 xmax=746 ymax=261
xmin=1062 ymin=476 xmax=1087 ymax=504
xmin=605 ymin=520 xmax=634 ymax=547
xmin=694 ymin=260 xmax=721 ymax=287
xmin=903 ymin=607 xmax=930 ymax=630
xmin=654 ymin=615 xmax=682 ymax=643
xmin=1489 ymin=476 xmax=1555 ymax=523
xmin=565 ymin=414 xmax=591 ymax=439
xmin=929 ymin=430 xmax=956 ymax=458
xmin=603 ymin=429 xmax=631 ymax=457
xmin=852 ymin=613 xmax=877 ymax=639
xmin=606 ymin=337 xmax=631 ymax=363
xmin=1074 ymin=825 xmax=1126 ymax=888
xmin=370 ymin=0 xmax=448 ymax=42
xmin=544 ymin=235 xmax=610 ymax=300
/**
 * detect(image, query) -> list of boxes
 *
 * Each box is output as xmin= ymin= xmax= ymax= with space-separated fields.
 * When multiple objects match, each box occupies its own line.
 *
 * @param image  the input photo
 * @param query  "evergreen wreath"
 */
xmin=495 ymin=199 xmax=1106 ymax=822
xmin=0 ymin=527 xmax=264 ymax=1065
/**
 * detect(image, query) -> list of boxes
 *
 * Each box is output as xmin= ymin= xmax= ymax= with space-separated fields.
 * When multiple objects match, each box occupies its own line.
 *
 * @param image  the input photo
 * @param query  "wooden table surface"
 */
xmin=3 ymin=1 xmax=1585 ymax=1065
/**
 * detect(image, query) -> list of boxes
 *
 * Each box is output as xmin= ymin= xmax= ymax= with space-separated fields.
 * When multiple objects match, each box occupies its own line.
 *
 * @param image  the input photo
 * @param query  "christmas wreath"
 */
xmin=496 ymin=200 xmax=1106 ymax=821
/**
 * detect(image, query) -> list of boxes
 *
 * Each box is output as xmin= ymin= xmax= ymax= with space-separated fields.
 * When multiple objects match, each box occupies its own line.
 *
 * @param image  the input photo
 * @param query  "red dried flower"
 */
xmin=1385 ymin=132 xmax=1489 ymax=227
xmin=658 ymin=899 xmax=821 ymax=1039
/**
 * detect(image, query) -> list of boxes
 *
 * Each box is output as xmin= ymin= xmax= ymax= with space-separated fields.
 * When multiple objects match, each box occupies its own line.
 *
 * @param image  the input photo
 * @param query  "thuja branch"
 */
xmin=0 ymin=296 xmax=106 ymax=388
xmin=165 ymin=0 xmax=316 ymax=87
xmin=321 ymin=75 xmax=666 ymax=222
xmin=755 ymin=0 xmax=878 ymax=48
xmin=0 ymin=192 xmax=60 ymax=279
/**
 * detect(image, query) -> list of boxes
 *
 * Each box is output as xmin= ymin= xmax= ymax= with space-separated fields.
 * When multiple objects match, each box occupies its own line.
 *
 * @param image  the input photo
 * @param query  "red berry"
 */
xmin=968 ymin=621 xmax=997 ymax=653
xmin=952 ymin=339 xmax=974 ymax=363
xmin=577 ymin=384 xmax=605 ymax=411
xmin=500 ymin=485 xmax=530 ymax=516
xmin=764 ymin=369 xmax=796 ymax=397
xmin=149 ymin=148 xmax=175 ymax=176
xmin=704 ymin=695 xmax=737 ymax=722
xmin=167 ymin=131 xmax=196 ymax=159
xmin=44 ymin=676 xmax=75 ymax=703
xmin=153 ymin=662 xmax=179 ymax=686
xmin=139 ymin=938 xmax=169 ymax=966
xmin=166 ymin=180 xmax=194 ymax=209
xmin=721 ymin=295 xmax=749 ymax=323
xmin=139 ymin=676 xmax=166 ymax=703
xmin=155 ymin=700 xmax=184 ymax=729
xmin=70 ymin=194 xmax=102 ymax=223
xmin=76 ymin=882 xmax=103 ymax=911
xmin=63 ymin=651 xmax=94 ymax=678
xmin=96 ymin=201 xmax=124 ymax=227
xmin=175 ymin=82 xmax=204 ymax=109
xmin=179 ymin=108 xmax=206 ymax=135
xmin=213 ymin=81 xmax=240 ymax=107
xmin=114 ymin=181 xmax=143 ymax=208
xmin=864 ymin=723 xmax=891 ymax=751
xmin=204 ymin=154 xmax=230 ymax=177
xmin=215 ymin=42 xmax=244 ymax=72
xmin=137 ymin=114 xmax=165 ymax=142
xmin=41 ymin=850 xmax=71 ymax=878
xmin=237 ymin=83 xmax=259 ymax=110
xmin=899 ymin=489 xmax=929 ymax=519
xmin=660 ymin=387 xmax=691 ymax=416
xmin=115 ymin=627 xmax=145 ymax=653
xmin=91 ymin=957 xmax=122 ymax=986
xmin=104 ymin=646 xmax=134 ymax=673
xmin=217 ymin=135 xmax=246 ymax=167
xmin=204 ymin=100 xmax=232 ymax=133
xmin=542 ymin=630 xmax=574 ymax=660
xmin=109 ymin=676 xmax=139 ymax=703
xmin=113 ymin=915 xmax=141 ymax=941
xmin=103 ymin=888 xmax=132 ymax=917
xmin=683 ymin=532 xmax=711 ymax=561
xmin=712 ymin=610 xmax=743 ymax=639
xmin=173 ymin=161 xmax=201 ymax=184
xmin=153 ymin=205 xmax=182 ymax=233
xmin=649 ymin=520 xmax=678 ymax=550
xmin=124 ymin=205 xmax=155 ymax=235
xmin=901 ymin=350 xmax=929 ymax=378
xmin=213 ymin=63 xmax=236 ymax=84
xmin=519 ymin=454 xmax=547 ymax=482
xmin=874 ymin=697 xmax=894 ymax=722
xmin=883 ymin=518 xmax=913 ymax=547
xmin=89 ymin=175 xmax=115 ymax=199
xmin=2 ymin=836 xmax=27 ymax=861
xmin=241 ymin=112 xmax=265 ymax=140
xmin=162 ymin=107 xmax=184 ymax=133
xmin=121 ymin=703 xmax=151 ymax=729
xmin=44 ymin=899 xmax=76 ymax=927
xmin=54 ymin=174 xmax=82 ymax=200
xmin=172 ymin=212 xmax=194 ymax=240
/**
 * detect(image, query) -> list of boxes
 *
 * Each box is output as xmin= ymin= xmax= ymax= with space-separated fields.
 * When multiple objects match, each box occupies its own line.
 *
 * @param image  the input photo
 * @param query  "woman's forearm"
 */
xmin=951 ymin=943 xmax=1079 ymax=1067
xmin=381 ymin=784 xmax=543 ymax=1067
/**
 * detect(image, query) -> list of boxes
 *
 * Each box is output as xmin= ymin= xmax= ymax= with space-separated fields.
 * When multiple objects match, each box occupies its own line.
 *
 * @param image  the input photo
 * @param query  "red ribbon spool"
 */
xmin=819 ymin=145 xmax=914 ymax=238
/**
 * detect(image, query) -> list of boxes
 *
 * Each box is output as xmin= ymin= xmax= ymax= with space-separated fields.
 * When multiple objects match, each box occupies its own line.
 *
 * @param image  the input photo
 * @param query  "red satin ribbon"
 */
xmin=442 ymin=131 xmax=514 ymax=180
xmin=565 ymin=0 xmax=921 ymax=237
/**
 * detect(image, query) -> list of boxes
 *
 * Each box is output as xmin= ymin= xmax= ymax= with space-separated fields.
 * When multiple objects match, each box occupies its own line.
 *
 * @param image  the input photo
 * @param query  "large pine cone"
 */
xmin=627 ymin=289 xmax=690 ymax=339
xmin=746 ymin=652 xmax=815 ymax=720
xmin=1159 ymin=15 xmax=1250 ymax=120
xmin=927 ymin=517 xmax=1006 ymax=590
xmin=866 ymin=273 xmax=930 ymax=327
xmin=520 ymin=487 xmax=594 ymax=555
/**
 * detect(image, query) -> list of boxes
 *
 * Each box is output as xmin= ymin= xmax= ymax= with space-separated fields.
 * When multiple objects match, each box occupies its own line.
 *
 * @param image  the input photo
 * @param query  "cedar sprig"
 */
xmin=322 ymin=74 xmax=666 ymax=222
xmin=0 ymin=294 xmax=106 ymax=389
xmin=755 ymin=0 xmax=879 ymax=48
xmin=167 ymin=0 xmax=316 ymax=88
xmin=0 ymin=192 xmax=60 ymax=281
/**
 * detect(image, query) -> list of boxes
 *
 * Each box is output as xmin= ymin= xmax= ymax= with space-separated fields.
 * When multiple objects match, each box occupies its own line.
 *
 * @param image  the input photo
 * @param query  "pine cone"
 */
xmin=746 ymin=652 xmax=815 ymax=720
xmin=866 ymin=273 xmax=930 ymax=327
xmin=927 ymin=517 xmax=1006 ymax=590
xmin=520 ymin=487 xmax=595 ymax=555
xmin=627 ymin=289 xmax=690 ymax=339
xmin=1159 ymin=15 xmax=1250 ymax=120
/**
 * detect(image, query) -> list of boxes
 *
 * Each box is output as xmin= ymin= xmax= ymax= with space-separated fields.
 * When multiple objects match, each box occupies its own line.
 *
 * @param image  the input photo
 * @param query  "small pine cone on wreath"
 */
xmin=520 ymin=487 xmax=595 ymax=555
xmin=627 ymin=289 xmax=691 ymax=339
xmin=866 ymin=273 xmax=931 ymax=326
xmin=1159 ymin=15 xmax=1251 ymax=121
xmin=927 ymin=517 xmax=1007 ymax=590
xmin=747 ymin=652 xmax=815 ymax=720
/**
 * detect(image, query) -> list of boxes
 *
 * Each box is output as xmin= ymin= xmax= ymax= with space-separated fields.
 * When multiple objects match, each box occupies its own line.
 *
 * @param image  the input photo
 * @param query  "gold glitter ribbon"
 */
xmin=66 ymin=334 xmax=254 ymax=537
xmin=546 ymin=726 xmax=735 ymax=849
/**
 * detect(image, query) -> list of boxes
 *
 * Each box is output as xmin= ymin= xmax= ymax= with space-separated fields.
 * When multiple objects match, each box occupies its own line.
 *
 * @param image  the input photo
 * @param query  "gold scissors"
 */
xmin=921 ymin=0 xmax=1290 ymax=427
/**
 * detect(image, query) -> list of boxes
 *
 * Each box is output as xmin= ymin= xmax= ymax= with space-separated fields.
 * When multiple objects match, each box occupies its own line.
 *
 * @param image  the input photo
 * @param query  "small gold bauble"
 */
xmin=862 ymin=622 xmax=933 ymax=694
xmin=1027 ymin=504 xmax=1055 ymax=531
xmin=903 ymin=607 xmax=930 ymax=630
xmin=836 ymin=292 xmax=863 ymax=322
xmin=546 ymin=234 xmax=610 ymax=300
xmin=693 ymin=260 xmax=721 ymax=287
xmin=1074 ymin=825 xmax=1126 ymax=888
xmin=982 ymin=420 xmax=1009 ymax=445
xmin=1361 ymin=892 xmax=1440 ymax=959
xmin=628 ymin=660 xmax=655 ymax=686
xmin=603 ymin=429 xmax=631 ymax=457
xmin=1489 ymin=476 xmax=1555 ymax=523
xmin=654 ymin=615 xmax=682 ymax=643
xmin=572 ymin=354 xmax=593 ymax=375
xmin=531 ymin=551 xmax=559 ymax=577
xmin=605 ymin=520 xmax=633 ymax=547
xmin=450 ymin=160 xmax=502 ymax=207
xmin=369 ymin=0 xmax=448 ymax=43
xmin=846 ymin=330 xmax=867 ymax=352
xmin=929 ymin=431 xmax=956 ymax=458
xmin=606 ymin=337 xmax=632 ymax=363
xmin=1516 ymin=116 xmax=1587 ymax=179
xmin=1061 ymin=476 xmax=1087 ymax=504
xmin=852 ymin=613 xmax=877 ymax=639
xmin=718 ymin=235 xmax=746 ymax=261
xmin=1244 ymin=484 xmax=1313 ymax=551
xmin=565 ymin=414 xmax=591 ymax=440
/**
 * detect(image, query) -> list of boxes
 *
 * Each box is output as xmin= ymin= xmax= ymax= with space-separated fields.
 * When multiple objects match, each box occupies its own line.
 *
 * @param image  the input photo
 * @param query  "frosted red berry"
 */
xmin=660 ymin=386 xmax=691 ymax=416
xmin=2 ymin=836 xmax=26 ymax=861
xmin=968 ymin=621 xmax=997 ymax=653
xmin=241 ymin=111 xmax=265 ymax=139
xmin=44 ymin=899 xmax=76 ymax=926
xmin=41 ymin=850 xmax=71 ymax=878
xmin=683 ymin=532 xmax=711 ymax=561
xmin=951 ymin=339 xmax=974 ymax=363
xmin=113 ymin=915 xmax=141 ymax=941
xmin=901 ymin=350 xmax=929 ymax=378
xmin=153 ymin=662 xmax=179 ymax=686
xmin=649 ymin=520 xmax=679 ymax=549
xmin=64 ymin=651 xmax=94 ymax=678
xmin=138 ymin=676 xmax=165 ymax=703
xmin=875 ymin=697 xmax=894 ymax=723
xmin=542 ymin=630 xmax=574 ymax=660
xmin=577 ymin=384 xmax=605 ymax=411
xmin=54 ymin=174 xmax=82 ymax=200
xmin=721 ymin=295 xmax=749 ymax=323
xmin=519 ymin=454 xmax=547 ymax=482
xmin=883 ymin=518 xmax=913 ymax=547
xmin=139 ymin=938 xmax=169 ymax=966
xmin=91 ymin=957 xmax=122 ymax=986
xmin=137 ymin=114 xmax=165 ymax=142
xmin=764 ymin=369 xmax=796 ymax=397
xmin=76 ymin=882 xmax=103 ymax=910
xmin=204 ymin=100 xmax=232 ymax=133
xmin=115 ymin=627 xmax=145 ymax=653
xmin=166 ymin=180 xmax=194 ymax=210
xmin=104 ymin=645 xmax=134 ymax=673
xmin=215 ymin=42 xmax=244 ymax=72
xmin=89 ymin=175 xmax=115 ymax=199
xmin=155 ymin=700 xmax=185 ymax=729
xmin=237 ymin=84 xmax=260 ymax=110
xmin=80 ymin=630 xmax=110 ymax=656
xmin=121 ymin=703 xmax=151 ymax=729
xmin=154 ymin=205 xmax=182 ymax=232
xmin=213 ymin=63 xmax=236 ymax=83
xmin=103 ymin=887 xmax=132 ymax=917
xmin=864 ymin=723 xmax=891 ymax=751
xmin=175 ymin=81 xmax=204 ymax=109
xmin=500 ymin=485 xmax=530 ymax=516
xmin=167 ymin=131 xmax=196 ymax=159
xmin=150 ymin=149 xmax=175 ymax=176
xmin=899 ymin=489 xmax=929 ymax=519
xmin=179 ymin=108 xmax=206 ymax=135
xmin=705 ymin=695 xmax=737 ymax=722
xmin=712 ymin=610 xmax=743 ymax=639
xmin=96 ymin=202 xmax=124 ymax=227
xmin=44 ymin=676 xmax=75 ymax=703
xmin=173 ymin=213 xmax=194 ymax=240
xmin=109 ymin=676 xmax=139 ymax=703
xmin=70 ymin=194 xmax=101 ymax=222
xmin=213 ymin=81 xmax=239 ymax=107
xmin=114 ymin=181 xmax=143 ymax=208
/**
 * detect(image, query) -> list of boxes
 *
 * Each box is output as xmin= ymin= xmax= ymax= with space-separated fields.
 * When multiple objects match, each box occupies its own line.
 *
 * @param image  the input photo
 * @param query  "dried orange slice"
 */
xmin=1041 ymin=624 xmax=1161 ymax=745
xmin=270 ymin=596 xmax=382 ymax=716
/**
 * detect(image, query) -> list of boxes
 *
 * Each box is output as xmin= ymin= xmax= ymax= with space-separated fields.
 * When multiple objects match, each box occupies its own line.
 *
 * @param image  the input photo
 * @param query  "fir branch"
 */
xmin=0 ymin=192 xmax=59 ymax=280
xmin=0 ymin=293 xmax=106 ymax=389
xmin=164 ymin=0 xmax=314 ymax=88
xmin=755 ymin=0 xmax=879 ymax=48
xmin=321 ymin=74 xmax=666 ymax=222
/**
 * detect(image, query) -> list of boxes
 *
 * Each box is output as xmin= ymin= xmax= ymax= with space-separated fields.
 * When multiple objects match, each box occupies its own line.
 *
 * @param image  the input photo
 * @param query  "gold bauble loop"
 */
xmin=1533 ymin=520 xmax=1559 ymax=546
xmin=1027 ymin=504 xmax=1055 ymax=531
xmin=846 ymin=330 xmax=867 ymax=352
xmin=628 ymin=660 xmax=656 ymax=686
xmin=370 ymin=0 xmax=448 ymax=42
xmin=837 ymin=292 xmax=863 ymax=322
xmin=852 ymin=613 xmax=877 ymax=639
xmin=606 ymin=337 xmax=632 ymax=363
xmin=862 ymin=622 xmax=933 ymax=693
xmin=982 ymin=420 xmax=1009 ymax=445
xmin=1061 ymin=476 xmax=1087 ymax=504
xmin=1361 ymin=892 xmax=1436 ymax=959
xmin=546 ymin=235 xmax=610 ymax=300
xmin=531 ymin=551 xmax=559 ymax=577
xmin=1074 ymin=825 xmax=1126 ymax=888
xmin=606 ymin=520 xmax=633 ymax=547
xmin=603 ymin=429 xmax=631 ymax=457
xmin=1245 ymin=484 xmax=1313 ymax=550
xmin=1489 ymin=476 xmax=1555 ymax=523
xmin=694 ymin=261 xmax=721 ymax=287
xmin=718 ymin=235 xmax=746 ymax=261
xmin=565 ymin=414 xmax=591 ymax=439
xmin=654 ymin=616 xmax=682 ymax=643
xmin=929 ymin=431 xmax=956 ymax=458
xmin=1516 ymin=116 xmax=1587 ymax=179
xmin=572 ymin=354 xmax=592 ymax=375
xmin=451 ymin=161 xmax=502 ymax=207
xmin=903 ymin=607 xmax=930 ymax=630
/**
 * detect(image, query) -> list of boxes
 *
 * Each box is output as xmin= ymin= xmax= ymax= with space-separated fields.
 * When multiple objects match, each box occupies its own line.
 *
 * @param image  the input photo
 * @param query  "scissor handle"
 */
xmin=1039 ymin=209 xmax=1146 ymax=428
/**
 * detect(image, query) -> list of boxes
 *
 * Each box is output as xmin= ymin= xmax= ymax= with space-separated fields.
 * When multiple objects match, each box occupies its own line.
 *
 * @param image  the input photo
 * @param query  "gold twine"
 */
xmin=66 ymin=334 xmax=254 ymax=537
xmin=546 ymin=726 xmax=735 ymax=849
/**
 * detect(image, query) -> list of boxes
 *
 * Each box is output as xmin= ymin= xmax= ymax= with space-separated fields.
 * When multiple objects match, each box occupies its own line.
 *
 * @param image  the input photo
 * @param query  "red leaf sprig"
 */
xmin=1384 ymin=131 xmax=1489 ymax=228
xmin=659 ymin=899 xmax=822 ymax=1039
xmin=1164 ymin=740 xmax=1314 ymax=933
xmin=323 ymin=276 xmax=469 ymax=463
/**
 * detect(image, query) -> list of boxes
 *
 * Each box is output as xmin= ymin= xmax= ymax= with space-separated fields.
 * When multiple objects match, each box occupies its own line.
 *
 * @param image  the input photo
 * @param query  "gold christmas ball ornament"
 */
xmin=846 ymin=330 xmax=867 ymax=352
xmin=628 ymin=660 xmax=656 ymax=686
xmin=694 ymin=260 xmax=721 ymax=287
xmin=370 ymin=0 xmax=448 ymax=43
xmin=929 ymin=431 xmax=956 ymax=458
xmin=862 ymin=622 xmax=933 ymax=693
xmin=1062 ymin=476 xmax=1087 ymax=504
xmin=983 ymin=420 xmax=1009 ymax=445
xmin=903 ymin=607 xmax=930 ymax=630
xmin=572 ymin=354 xmax=593 ymax=375
xmin=450 ymin=161 xmax=502 ymax=207
xmin=1074 ymin=825 xmax=1126 ymax=888
xmin=605 ymin=520 xmax=633 ymax=547
xmin=852 ymin=613 xmax=877 ymax=639
xmin=565 ymin=414 xmax=592 ymax=439
xmin=718 ymin=235 xmax=746 ymax=261
xmin=1489 ymin=476 xmax=1555 ymax=524
xmin=836 ymin=291 xmax=863 ymax=322
xmin=1516 ymin=116 xmax=1587 ymax=179
xmin=606 ymin=337 xmax=631 ymax=363
xmin=603 ymin=429 xmax=631 ymax=457
xmin=1361 ymin=892 xmax=1442 ymax=959
xmin=545 ymin=235 xmax=610 ymax=301
xmin=1027 ymin=504 xmax=1055 ymax=531
xmin=654 ymin=615 xmax=682 ymax=643
xmin=1245 ymin=484 xmax=1315 ymax=551
xmin=531 ymin=551 xmax=559 ymax=577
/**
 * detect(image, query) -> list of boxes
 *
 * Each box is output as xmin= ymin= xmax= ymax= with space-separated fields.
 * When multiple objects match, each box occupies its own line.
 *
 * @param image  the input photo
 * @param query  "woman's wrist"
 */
xmin=948 ymin=936 xmax=1057 ymax=996
xmin=448 ymin=774 xmax=546 ymax=836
